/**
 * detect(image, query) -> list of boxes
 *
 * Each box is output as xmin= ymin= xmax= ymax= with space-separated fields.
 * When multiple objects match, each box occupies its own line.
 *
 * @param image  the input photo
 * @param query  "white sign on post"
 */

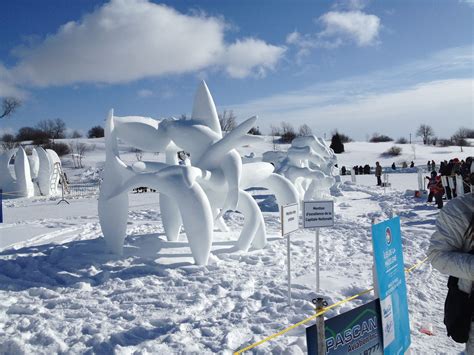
xmin=303 ymin=200 xmax=334 ymax=228
xmin=281 ymin=203 xmax=299 ymax=306
xmin=281 ymin=203 xmax=299 ymax=236
xmin=303 ymin=200 xmax=334 ymax=293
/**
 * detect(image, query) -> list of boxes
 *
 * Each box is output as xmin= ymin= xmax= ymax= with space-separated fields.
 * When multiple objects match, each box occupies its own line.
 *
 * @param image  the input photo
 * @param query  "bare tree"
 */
xmin=298 ymin=124 xmax=312 ymax=137
xmin=270 ymin=125 xmax=281 ymax=151
xmin=70 ymin=130 xmax=83 ymax=138
xmin=88 ymin=125 xmax=104 ymax=138
xmin=416 ymin=124 xmax=434 ymax=145
xmin=37 ymin=118 xmax=66 ymax=141
xmin=0 ymin=97 xmax=21 ymax=119
xmin=451 ymin=127 xmax=470 ymax=152
xmin=0 ymin=133 xmax=18 ymax=151
xmin=280 ymin=121 xmax=297 ymax=143
xmin=69 ymin=141 xmax=94 ymax=168
xmin=218 ymin=110 xmax=237 ymax=132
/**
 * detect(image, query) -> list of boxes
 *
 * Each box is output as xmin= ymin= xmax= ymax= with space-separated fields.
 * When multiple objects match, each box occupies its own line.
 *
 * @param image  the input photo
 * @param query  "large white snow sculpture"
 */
xmin=0 ymin=147 xmax=62 ymax=198
xmin=98 ymin=110 xmax=214 ymax=265
xmin=263 ymin=135 xmax=340 ymax=200
xmin=99 ymin=81 xmax=298 ymax=264
xmin=152 ymin=81 xmax=298 ymax=251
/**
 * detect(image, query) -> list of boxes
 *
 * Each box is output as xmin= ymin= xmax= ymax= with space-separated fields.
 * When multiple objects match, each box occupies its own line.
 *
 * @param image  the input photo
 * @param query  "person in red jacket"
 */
xmin=426 ymin=171 xmax=445 ymax=209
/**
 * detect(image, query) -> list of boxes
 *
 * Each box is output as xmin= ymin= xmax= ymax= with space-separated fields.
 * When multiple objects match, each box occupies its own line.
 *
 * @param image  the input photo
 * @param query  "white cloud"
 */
xmin=137 ymin=89 xmax=154 ymax=98
xmin=285 ymin=31 xmax=315 ymax=63
xmin=318 ymin=11 xmax=381 ymax=47
xmin=230 ymin=79 xmax=473 ymax=139
xmin=221 ymin=38 xmax=286 ymax=78
xmin=459 ymin=0 xmax=474 ymax=6
xmin=226 ymin=46 xmax=473 ymax=139
xmin=9 ymin=0 xmax=285 ymax=87
xmin=284 ymin=10 xmax=381 ymax=62
xmin=0 ymin=64 xmax=26 ymax=99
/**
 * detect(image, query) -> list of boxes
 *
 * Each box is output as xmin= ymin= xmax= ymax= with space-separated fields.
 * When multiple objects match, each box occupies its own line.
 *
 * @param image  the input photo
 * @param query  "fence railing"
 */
xmin=65 ymin=181 xmax=101 ymax=197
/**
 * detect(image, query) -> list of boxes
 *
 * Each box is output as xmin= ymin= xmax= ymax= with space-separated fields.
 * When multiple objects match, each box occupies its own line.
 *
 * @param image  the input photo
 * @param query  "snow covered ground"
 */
xmin=0 ymin=138 xmax=472 ymax=354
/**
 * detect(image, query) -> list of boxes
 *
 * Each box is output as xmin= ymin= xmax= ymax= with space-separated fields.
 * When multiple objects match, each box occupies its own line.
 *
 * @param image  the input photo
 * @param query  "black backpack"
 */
xmin=443 ymin=216 xmax=474 ymax=344
xmin=443 ymin=272 xmax=473 ymax=343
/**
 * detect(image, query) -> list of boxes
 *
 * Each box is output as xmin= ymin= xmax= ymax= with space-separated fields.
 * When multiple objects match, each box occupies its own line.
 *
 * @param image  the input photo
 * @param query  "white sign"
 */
xmin=303 ymin=200 xmax=334 ymax=228
xmin=281 ymin=203 xmax=299 ymax=236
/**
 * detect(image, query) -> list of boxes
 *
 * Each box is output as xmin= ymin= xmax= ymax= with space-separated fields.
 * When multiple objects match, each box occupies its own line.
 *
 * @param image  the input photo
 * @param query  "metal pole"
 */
xmin=287 ymin=233 xmax=292 ymax=306
xmin=315 ymin=297 xmax=327 ymax=355
xmin=315 ymin=228 xmax=320 ymax=292
xmin=0 ymin=189 xmax=3 ymax=224
xmin=57 ymin=179 xmax=70 ymax=205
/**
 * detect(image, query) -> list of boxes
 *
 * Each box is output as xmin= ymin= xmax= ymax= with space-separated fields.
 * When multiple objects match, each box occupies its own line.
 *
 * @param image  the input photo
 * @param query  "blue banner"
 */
xmin=306 ymin=299 xmax=383 ymax=355
xmin=372 ymin=217 xmax=411 ymax=354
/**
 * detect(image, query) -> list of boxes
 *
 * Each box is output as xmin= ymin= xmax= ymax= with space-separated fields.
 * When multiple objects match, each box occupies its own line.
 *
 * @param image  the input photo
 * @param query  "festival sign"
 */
xmin=306 ymin=299 xmax=383 ymax=355
xmin=281 ymin=203 xmax=299 ymax=236
xmin=303 ymin=200 xmax=334 ymax=228
xmin=371 ymin=217 xmax=411 ymax=354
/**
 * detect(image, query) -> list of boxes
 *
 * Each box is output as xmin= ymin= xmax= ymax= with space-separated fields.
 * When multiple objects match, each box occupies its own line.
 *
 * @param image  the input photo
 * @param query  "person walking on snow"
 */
xmin=429 ymin=193 xmax=474 ymax=354
xmin=375 ymin=161 xmax=382 ymax=186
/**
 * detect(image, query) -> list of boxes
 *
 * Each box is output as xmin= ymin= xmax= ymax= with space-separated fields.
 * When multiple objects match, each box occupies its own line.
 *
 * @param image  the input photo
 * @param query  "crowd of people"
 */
xmin=340 ymin=161 xmax=416 ymax=176
xmin=425 ymin=157 xmax=473 ymax=209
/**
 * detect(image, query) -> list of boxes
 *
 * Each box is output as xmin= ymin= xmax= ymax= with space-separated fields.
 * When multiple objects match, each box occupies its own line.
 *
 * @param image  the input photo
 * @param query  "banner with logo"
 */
xmin=371 ymin=217 xmax=411 ymax=354
xmin=306 ymin=299 xmax=383 ymax=355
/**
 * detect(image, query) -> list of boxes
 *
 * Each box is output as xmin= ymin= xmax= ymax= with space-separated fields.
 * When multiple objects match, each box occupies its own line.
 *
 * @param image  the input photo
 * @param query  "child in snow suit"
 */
xmin=426 ymin=171 xmax=444 ymax=209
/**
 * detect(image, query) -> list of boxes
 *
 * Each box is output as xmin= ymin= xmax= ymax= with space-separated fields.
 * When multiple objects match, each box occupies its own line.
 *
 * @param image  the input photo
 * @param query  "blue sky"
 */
xmin=0 ymin=0 xmax=472 ymax=140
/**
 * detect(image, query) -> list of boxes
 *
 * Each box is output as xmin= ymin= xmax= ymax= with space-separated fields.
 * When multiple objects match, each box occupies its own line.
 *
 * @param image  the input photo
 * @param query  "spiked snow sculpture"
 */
xmin=98 ymin=110 xmax=214 ymax=265
xmin=99 ymin=81 xmax=298 ymax=264
xmin=263 ymin=135 xmax=340 ymax=200
xmin=0 ymin=147 xmax=62 ymax=198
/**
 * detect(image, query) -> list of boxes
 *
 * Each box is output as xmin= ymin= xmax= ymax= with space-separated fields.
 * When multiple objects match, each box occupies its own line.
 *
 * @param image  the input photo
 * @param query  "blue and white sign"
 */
xmin=371 ymin=217 xmax=411 ymax=354
xmin=306 ymin=299 xmax=383 ymax=355
xmin=0 ymin=189 xmax=3 ymax=223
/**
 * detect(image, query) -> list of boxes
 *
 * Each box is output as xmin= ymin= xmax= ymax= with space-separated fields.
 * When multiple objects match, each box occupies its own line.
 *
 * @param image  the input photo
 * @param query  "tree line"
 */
xmin=0 ymin=117 xmax=104 ymax=157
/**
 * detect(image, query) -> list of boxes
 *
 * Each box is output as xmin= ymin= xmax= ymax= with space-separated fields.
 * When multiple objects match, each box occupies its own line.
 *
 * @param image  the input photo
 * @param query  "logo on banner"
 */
xmin=385 ymin=227 xmax=392 ymax=246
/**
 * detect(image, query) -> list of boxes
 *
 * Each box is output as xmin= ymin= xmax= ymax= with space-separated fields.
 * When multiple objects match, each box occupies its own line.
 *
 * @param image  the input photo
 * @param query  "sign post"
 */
xmin=383 ymin=173 xmax=389 ymax=194
xmin=455 ymin=175 xmax=464 ymax=197
xmin=306 ymin=298 xmax=383 ymax=355
xmin=303 ymin=200 xmax=334 ymax=292
xmin=417 ymin=169 xmax=424 ymax=191
xmin=0 ymin=189 xmax=2 ymax=224
xmin=350 ymin=168 xmax=356 ymax=183
xmin=372 ymin=217 xmax=411 ymax=354
xmin=281 ymin=203 xmax=299 ymax=306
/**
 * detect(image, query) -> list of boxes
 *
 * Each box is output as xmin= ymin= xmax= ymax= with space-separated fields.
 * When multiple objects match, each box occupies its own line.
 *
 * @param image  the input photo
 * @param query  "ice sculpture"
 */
xmin=263 ymin=135 xmax=340 ymax=200
xmin=0 ymin=146 xmax=62 ymax=198
xmin=99 ymin=81 xmax=298 ymax=264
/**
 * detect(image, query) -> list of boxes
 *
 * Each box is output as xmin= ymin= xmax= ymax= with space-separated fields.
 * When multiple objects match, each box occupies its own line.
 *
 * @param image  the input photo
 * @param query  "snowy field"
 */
xmin=0 ymin=138 xmax=472 ymax=354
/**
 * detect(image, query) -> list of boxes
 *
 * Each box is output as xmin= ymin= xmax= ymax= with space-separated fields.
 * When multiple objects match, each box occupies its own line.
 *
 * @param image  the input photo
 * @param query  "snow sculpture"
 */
xmin=155 ymin=82 xmax=298 ymax=251
xmin=99 ymin=81 xmax=298 ymax=264
xmin=263 ymin=135 xmax=341 ymax=200
xmin=99 ymin=110 xmax=214 ymax=265
xmin=0 ymin=147 xmax=62 ymax=198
